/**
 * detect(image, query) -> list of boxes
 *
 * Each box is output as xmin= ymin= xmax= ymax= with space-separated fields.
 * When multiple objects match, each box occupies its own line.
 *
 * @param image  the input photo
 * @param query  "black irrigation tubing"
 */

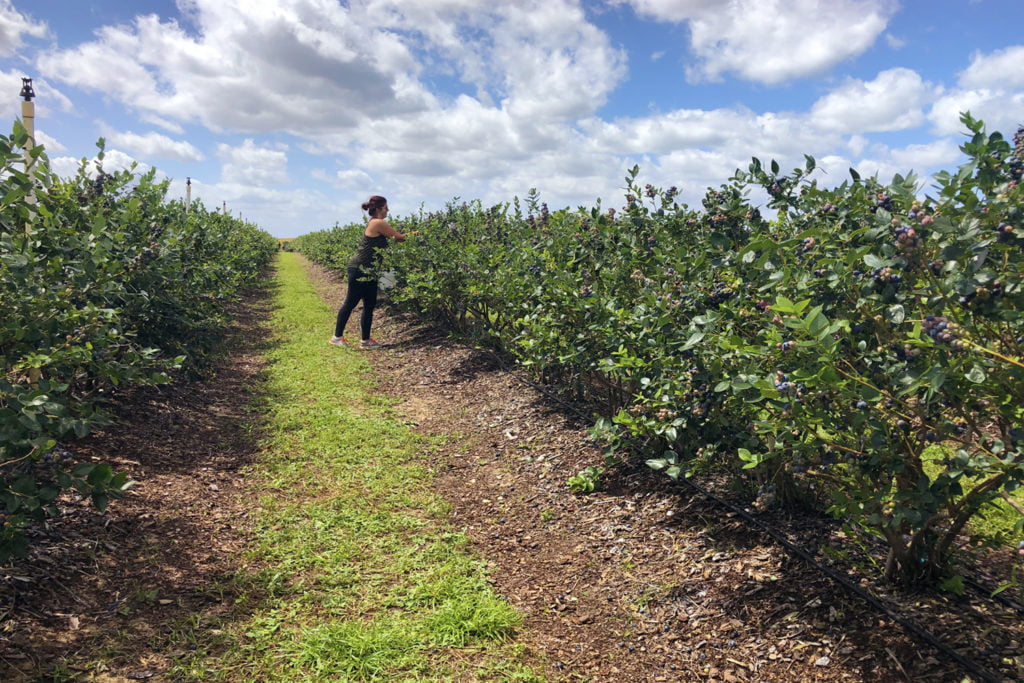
xmin=479 ymin=348 xmax=1003 ymax=683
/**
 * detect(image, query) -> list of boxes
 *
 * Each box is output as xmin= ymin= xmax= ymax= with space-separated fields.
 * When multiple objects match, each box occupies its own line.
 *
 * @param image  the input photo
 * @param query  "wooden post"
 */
xmin=19 ymin=77 xmax=36 ymax=239
xmin=19 ymin=77 xmax=35 ymax=207
xmin=186 ymin=176 xmax=191 ymax=213
xmin=20 ymin=78 xmax=34 ymax=167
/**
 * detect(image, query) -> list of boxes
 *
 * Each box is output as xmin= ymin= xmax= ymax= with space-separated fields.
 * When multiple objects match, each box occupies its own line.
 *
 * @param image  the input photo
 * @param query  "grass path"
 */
xmin=179 ymin=252 xmax=540 ymax=681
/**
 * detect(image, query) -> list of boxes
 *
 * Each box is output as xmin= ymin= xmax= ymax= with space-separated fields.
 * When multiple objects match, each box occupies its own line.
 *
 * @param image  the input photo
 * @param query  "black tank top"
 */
xmin=348 ymin=233 xmax=388 ymax=270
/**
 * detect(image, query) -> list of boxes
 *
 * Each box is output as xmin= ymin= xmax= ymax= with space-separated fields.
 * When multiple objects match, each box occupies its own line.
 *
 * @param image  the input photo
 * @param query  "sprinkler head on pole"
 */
xmin=20 ymin=77 xmax=35 ymax=102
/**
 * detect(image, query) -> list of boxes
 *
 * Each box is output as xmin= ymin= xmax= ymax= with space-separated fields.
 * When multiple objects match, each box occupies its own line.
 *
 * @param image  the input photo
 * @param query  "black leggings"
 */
xmin=334 ymin=268 xmax=378 ymax=339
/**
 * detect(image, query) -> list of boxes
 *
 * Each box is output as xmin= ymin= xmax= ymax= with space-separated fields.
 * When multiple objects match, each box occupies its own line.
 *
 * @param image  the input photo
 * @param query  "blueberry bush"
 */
xmin=298 ymin=114 xmax=1023 ymax=585
xmin=1 ymin=124 xmax=278 ymax=560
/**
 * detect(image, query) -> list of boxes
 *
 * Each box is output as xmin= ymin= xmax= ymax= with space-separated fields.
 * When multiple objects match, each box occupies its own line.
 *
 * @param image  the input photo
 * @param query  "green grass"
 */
xmin=173 ymin=253 xmax=542 ymax=682
xmin=921 ymin=444 xmax=1024 ymax=545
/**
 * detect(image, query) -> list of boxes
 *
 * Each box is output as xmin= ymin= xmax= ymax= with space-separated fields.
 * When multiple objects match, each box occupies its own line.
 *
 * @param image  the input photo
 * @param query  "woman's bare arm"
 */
xmin=366 ymin=218 xmax=406 ymax=240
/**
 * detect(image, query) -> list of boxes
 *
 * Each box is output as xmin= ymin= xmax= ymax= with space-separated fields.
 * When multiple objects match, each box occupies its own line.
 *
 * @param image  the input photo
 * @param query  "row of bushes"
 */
xmin=296 ymin=114 xmax=1023 ymax=585
xmin=1 ymin=123 xmax=279 ymax=560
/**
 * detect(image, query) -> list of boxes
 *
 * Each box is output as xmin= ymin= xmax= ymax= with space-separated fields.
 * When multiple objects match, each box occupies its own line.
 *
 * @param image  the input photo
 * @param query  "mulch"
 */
xmin=2 ymin=256 xmax=1022 ymax=682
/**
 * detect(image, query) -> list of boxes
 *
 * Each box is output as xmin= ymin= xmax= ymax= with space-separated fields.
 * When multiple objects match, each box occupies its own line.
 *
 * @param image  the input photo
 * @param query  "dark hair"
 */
xmin=361 ymin=195 xmax=388 ymax=218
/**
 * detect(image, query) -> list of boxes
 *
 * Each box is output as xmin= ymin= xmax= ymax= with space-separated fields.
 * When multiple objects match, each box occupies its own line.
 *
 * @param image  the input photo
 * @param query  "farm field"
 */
xmin=3 ymin=251 xmax=1021 ymax=681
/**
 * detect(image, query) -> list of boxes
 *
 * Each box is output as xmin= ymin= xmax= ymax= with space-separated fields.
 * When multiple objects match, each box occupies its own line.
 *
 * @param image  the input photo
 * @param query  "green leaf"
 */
xmin=681 ymin=332 xmax=705 ymax=350
xmin=939 ymin=575 xmax=965 ymax=596
xmin=772 ymin=296 xmax=797 ymax=314
xmin=91 ymin=492 xmax=110 ymax=512
xmin=863 ymin=254 xmax=889 ymax=269
xmin=965 ymin=365 xmax=986 ymax=384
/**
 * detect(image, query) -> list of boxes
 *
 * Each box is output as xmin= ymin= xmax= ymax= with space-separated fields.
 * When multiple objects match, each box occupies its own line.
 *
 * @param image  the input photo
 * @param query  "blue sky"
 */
xmin=0 ymin=0 xmax=1021 ymax=238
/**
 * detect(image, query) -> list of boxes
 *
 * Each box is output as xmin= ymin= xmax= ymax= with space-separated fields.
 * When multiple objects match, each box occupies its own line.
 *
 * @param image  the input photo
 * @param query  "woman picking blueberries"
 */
xmin=329 ymin=195 xmax=409 ymax=349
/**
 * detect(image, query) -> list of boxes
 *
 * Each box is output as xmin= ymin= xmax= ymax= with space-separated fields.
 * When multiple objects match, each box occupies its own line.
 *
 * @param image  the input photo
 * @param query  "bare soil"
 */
xmin=2 ymin=257 xmax=1022 ymax=682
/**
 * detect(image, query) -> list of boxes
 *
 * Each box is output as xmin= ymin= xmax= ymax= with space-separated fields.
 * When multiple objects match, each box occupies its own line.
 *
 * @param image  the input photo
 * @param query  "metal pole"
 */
xmin=186 ymin=176 xmax=191 ymax=213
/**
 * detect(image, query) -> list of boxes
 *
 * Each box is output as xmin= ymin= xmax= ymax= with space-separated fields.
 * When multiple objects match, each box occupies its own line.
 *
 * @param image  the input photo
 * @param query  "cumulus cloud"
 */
xmin=959 ymin=45 xmax=1024 ymax=90
xmin=887 ymin=139 xmax=962 ymax=170
xmin=35 ymin=0 xmax=622 ymax=139
xmin=810 ymin=68 xmax=934 ymax=133
xmin=34 ymin=129 xmax=65 ymax=154
xmin=217 ymin=139 xmax=289 ymax=187
xmin=37 ymin=2 xmax=432 ymax=135
xmin=325 ymin=168 xmax=374 ymax=191
xmin=48 ymin=148 xmax=154 ymax=179
xmin=928 ymin=44 xmax=1024 ymax=137
xmin=104 ymin=129 xmax=205 ymax=162
xmin=0 ymin=1 xmax=47 ymax=57
xmin=617 ymin=0 xmax=895 ymax=84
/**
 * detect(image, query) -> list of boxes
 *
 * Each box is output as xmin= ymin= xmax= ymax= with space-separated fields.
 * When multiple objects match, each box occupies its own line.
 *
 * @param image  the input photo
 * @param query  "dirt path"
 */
xmin=2 ymin=257 xmax=1021 ymax=682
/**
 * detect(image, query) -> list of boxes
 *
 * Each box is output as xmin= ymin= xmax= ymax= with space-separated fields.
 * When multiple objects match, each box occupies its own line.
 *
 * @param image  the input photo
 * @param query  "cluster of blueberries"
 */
xmin=707 ymin=281 xmax=734 ymax=305
xmin=1008 ymin=127 xmax=1024 ymax=181
xmin=871 ymin=266 xmax=903 ymax=287
xmin=871 ymin=192 xmax=895 ymax=214
xmin=39 ymin=447 xmax=74 ymax=466
xmin=795 ymin=236 xmax=816 ymax=256
xmin=923 ymin=315 xmax=966 ymax=351
xmin=894 ymin=224 xmax=922 ymax=253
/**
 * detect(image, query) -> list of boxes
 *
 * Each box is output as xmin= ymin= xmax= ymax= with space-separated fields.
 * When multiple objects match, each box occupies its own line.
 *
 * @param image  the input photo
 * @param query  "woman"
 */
xmin=329 ymin=195 xmax=408 ymax=349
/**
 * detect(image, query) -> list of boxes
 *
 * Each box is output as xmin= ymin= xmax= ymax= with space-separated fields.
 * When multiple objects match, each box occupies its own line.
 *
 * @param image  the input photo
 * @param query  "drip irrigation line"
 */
xmin=480 ymin=349 xmax=1003 ymax=683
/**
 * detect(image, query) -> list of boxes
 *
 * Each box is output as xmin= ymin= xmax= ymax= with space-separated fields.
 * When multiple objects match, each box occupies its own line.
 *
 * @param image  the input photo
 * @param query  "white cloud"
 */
xmin=959 ymin=45 xmax=1024 ymax=90
xmin=0 ymin=1 xmax=47 ymax=57
xmin=100 ymin=148 xmax=152 ymax=175
xmin=48 ymin=154 xmax=83 ymax=178
xmin=217 ymin=139 xmax=289 ymax=187
xmin=929 ymin=88 xmax=1024 ymax=138
xmin=139 ymin=112 xmax=186 ymax=135
xmin=314 ymin=167 xmax=373 ymax=191
xmin=887 ymin=139 xmax=962 ymax=170
xmin=811 ymin=68 xmax=933 ymax=133
xmin=37 ymin=2 xmax=434 ymax=135
xmin=104 ymin=129 xmax=205 ymax=162
xmin=927 ymin=45 xmax=1024 ymax=138
xmin=48 ymin=148 xmax=154 ymax=179
xmin=618 ymin=0 xmax=895 ymax=84
xmin=885 ymin=33 xmax=906 ymax=49
xmin=34 ymin=128 xmax=64 ymax=154
xmin=846 ymin=135 xmax=869 ymax=157
xmin=32 ymin=0 xmax=625 ymax=175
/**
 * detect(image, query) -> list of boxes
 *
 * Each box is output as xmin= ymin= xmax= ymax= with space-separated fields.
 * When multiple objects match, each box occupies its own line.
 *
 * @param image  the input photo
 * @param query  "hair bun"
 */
xmin=362 ymin=195 xmax=388 ymax=216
